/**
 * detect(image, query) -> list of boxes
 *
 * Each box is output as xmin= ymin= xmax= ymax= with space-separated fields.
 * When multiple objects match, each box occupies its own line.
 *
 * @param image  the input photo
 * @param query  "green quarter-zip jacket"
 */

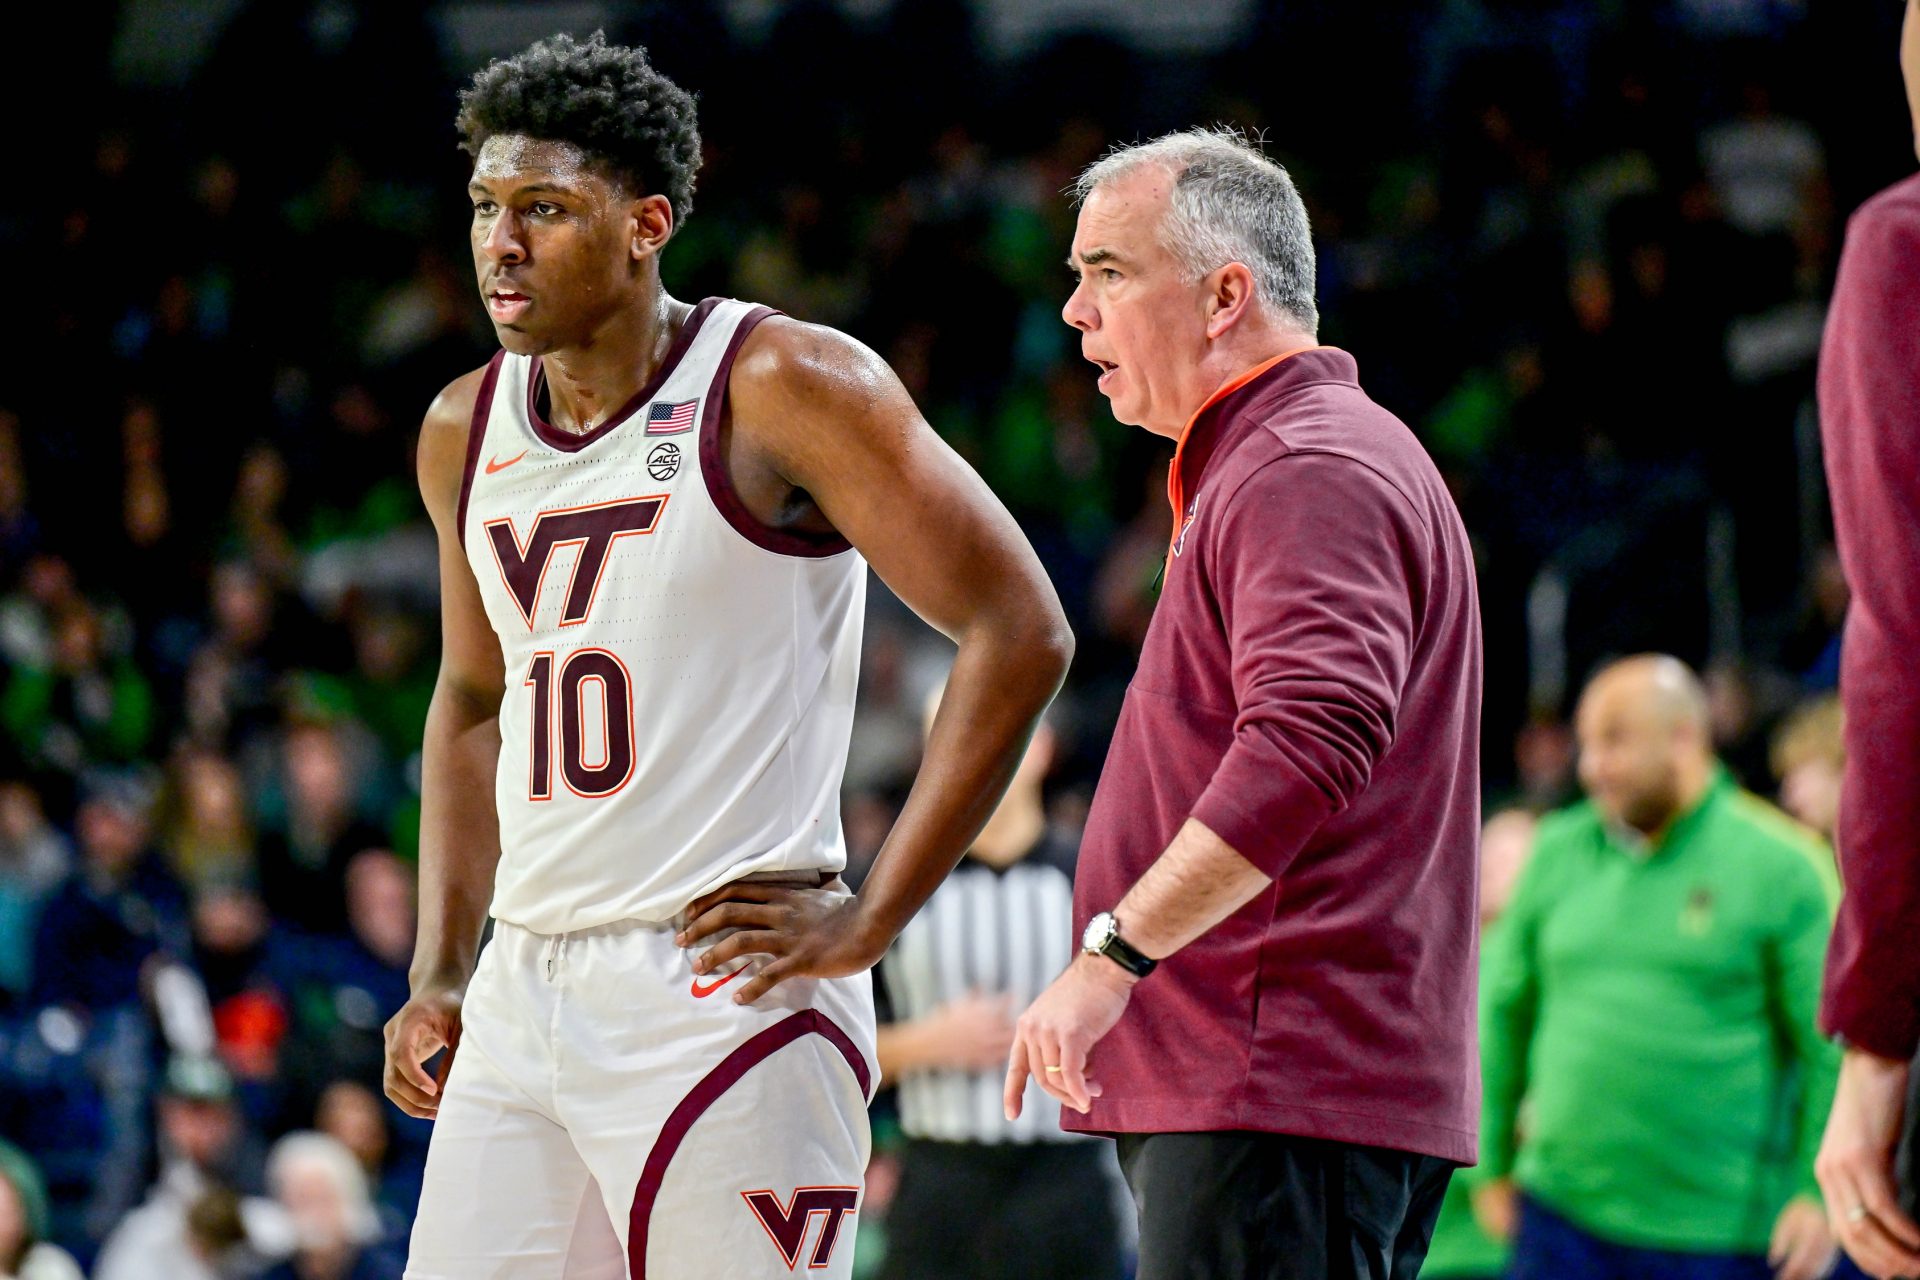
xmin=1479 ymin=770 xmax=1839 ymax=1252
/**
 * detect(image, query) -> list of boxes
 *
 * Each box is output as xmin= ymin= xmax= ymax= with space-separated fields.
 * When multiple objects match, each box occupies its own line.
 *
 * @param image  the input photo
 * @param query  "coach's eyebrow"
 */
xmin=1067 ymin=248 xmax=1123 ymax=273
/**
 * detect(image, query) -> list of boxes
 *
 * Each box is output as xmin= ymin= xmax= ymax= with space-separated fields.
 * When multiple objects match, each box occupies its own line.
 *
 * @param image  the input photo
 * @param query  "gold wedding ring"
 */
xmin=1044 ymin=1065 xmax=1063 ymax=1073
xmin=1846 ymin=1204 xmax=1869 ymax=1224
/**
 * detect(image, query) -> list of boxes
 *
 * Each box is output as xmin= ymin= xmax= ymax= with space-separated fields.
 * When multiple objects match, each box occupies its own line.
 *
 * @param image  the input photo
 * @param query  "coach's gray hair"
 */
xmin=1072 ymin=126 xmax=1318 ymax=334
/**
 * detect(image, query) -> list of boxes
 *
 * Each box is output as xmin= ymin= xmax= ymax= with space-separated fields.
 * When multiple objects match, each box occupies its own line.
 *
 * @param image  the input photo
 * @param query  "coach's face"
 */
xmin=468 ymin=135 xmax=672 ymax=355
xmin=1063 ymin=170 xmax=1214 ymax=439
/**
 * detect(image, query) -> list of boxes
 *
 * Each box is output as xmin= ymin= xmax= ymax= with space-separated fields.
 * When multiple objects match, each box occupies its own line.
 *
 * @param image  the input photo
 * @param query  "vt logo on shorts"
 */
xmin=741 ymin=1186 xmax=858 ymax=1270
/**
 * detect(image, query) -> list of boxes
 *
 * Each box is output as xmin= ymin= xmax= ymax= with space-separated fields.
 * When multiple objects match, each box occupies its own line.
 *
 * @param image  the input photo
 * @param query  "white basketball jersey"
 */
xmin=457 ymin=298 xmax=866 ymax=934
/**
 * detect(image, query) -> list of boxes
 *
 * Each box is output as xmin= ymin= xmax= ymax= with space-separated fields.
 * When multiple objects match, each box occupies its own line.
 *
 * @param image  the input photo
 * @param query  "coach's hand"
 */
xmin=1004 ymin=952 xmax=1134 ymax=1119
xmin=1815 ymin=1048 xmax=1920 ymax=1279
xmin=679 ymin=883 xmax=884 ymax=1005
xmin=383 ymin=983 xmax=465 ymax=1120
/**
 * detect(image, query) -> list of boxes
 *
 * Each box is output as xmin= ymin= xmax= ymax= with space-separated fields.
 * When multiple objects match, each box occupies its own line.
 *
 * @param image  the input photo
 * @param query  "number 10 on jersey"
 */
xmin=524 ymin=648 xmax=636 ymax=799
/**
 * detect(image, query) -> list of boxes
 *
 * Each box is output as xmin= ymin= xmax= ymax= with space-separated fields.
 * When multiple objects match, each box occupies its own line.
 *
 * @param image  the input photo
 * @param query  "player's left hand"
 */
xmin=678 ymin=882 xmax=883 ymax=1005
xmin=1004 ymin=952 xmax=1134 ymax=1119
xmin=1768 ymin=1195 xmax=1837 ymax=1280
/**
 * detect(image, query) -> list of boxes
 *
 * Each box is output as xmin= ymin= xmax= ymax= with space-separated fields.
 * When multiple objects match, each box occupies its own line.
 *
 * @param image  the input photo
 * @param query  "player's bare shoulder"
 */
xmin=417 ymin=363 xmax=497 ymax=528
xmin=729 ymin=315 xmax=917 ymax=454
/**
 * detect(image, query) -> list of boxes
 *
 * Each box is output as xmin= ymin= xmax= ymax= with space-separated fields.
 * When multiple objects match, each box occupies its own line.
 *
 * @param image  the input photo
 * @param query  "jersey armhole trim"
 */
xmin=700 ymin=307 xmax=856 ymax=559
xmin=455 ymin=350 xmax=506 ymax=539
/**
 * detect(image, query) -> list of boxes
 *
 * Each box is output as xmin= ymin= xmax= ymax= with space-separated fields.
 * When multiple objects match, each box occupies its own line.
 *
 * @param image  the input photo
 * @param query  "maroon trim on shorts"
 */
xmin=627 ymin=1009 xmax=870 ymax=1278
xmin=525 ymin=297 xmax=721 ymax=453
xmin=454 ymin=350 xmax=506 ymax=538
xmin=699 ymin=307 xmax=855 ymax=559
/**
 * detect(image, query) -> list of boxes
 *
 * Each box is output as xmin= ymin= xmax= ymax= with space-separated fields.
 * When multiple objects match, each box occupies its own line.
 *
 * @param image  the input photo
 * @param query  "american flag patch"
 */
xmin=646 ymin=399 xmax=698 ymax=435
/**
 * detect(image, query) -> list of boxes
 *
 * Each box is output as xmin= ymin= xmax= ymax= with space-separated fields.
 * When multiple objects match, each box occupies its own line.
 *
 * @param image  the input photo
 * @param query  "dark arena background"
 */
xmin=0 ymin=1 xmax=1911 ymax=1277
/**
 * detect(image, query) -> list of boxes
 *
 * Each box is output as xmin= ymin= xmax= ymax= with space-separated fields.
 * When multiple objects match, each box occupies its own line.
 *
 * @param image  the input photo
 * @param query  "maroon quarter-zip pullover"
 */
xmin=1067 ymin=347 xmax=1484 ymax=1164
xmin=1818 ymin=172 xmax=1920 ymax=1061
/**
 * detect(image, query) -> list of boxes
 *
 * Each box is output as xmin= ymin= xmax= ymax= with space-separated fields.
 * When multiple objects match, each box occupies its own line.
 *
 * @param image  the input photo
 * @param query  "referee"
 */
xmin=1007 ymin=128 xmax=1482 ymax=1280
xmin=874 ymin=694 xmax=1123 ymax=1280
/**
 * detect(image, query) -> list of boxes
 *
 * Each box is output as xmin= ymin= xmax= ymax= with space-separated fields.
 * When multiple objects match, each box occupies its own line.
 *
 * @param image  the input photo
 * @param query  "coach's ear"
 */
xmin=630 ymin=193 xmax=675 ymax=262
xmin=1203 ymin=261 xmax=1258 ymax=340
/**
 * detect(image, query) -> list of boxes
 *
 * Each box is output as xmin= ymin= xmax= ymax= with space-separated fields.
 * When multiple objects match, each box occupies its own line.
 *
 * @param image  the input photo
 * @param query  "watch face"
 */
xmin=1082 ymin=912 xmax=1114 ymax=952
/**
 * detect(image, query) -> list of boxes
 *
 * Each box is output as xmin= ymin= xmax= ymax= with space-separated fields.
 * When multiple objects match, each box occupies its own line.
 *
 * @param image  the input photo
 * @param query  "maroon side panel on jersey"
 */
xmin=455 ymin=350 xmax=506 ymax=538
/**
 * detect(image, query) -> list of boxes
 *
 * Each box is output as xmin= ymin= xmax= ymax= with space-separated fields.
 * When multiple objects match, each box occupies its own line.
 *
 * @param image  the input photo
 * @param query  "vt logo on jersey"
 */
xmin=741 ymin=1186 xmax=858 ymax=1271
xmin=484 ymin=495 xmax=667 ymax=629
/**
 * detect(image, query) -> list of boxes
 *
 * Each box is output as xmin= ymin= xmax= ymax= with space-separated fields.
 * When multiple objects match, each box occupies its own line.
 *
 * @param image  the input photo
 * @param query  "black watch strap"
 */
xmin=1092 ymin=921 xmax=1157 ymax=978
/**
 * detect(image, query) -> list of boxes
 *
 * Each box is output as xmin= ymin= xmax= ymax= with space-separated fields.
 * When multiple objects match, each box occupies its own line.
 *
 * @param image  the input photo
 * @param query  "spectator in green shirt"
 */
xmin=1476 ymin=654 xmax=1842 ymax=1280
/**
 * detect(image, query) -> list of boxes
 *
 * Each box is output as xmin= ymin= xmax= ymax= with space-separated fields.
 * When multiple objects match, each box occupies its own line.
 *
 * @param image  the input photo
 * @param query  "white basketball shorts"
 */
xmin=404 ymin=899 xmax=876 ymax=1279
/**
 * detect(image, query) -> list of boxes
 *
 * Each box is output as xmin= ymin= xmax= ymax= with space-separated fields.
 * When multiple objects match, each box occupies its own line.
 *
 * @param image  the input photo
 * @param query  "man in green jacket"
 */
xmin=1476 ymin=654 xmax=1840 ymax=1280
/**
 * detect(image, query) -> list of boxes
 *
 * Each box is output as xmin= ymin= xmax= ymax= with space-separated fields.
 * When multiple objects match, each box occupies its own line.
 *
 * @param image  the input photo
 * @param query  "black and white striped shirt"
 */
xmin=877 ymin=830 xmax=1089 ymax=1144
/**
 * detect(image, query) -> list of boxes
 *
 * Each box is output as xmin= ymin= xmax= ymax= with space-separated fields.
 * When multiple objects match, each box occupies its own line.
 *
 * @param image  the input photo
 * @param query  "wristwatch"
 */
xmin=1081 ymin=911 xmax=1157 ymax=978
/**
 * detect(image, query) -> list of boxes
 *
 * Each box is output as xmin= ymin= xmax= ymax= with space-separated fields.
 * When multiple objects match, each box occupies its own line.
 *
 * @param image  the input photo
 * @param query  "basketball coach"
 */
xmin=1810 ymin=5 xmax=1920 ymax=1276
xmin=1006 ymin=127 xmax=1483 ymax=1280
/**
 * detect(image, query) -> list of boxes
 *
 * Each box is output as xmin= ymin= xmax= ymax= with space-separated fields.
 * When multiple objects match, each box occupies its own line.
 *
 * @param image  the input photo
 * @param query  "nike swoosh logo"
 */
xmin=690 ymin=968 xmax=743 ymax=999
xmin=486 ymin=450 xmax=528 ymax=474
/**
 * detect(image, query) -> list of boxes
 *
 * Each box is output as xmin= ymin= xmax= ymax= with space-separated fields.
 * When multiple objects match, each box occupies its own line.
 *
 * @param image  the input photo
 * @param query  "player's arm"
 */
xmin=679 ymin=318 xmax=1073 ymax=1004
xmin=382 ymin=367 xmax=508 ymax=1120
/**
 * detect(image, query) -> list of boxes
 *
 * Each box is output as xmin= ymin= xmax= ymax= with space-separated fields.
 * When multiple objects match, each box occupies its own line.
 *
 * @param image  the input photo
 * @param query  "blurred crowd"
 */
xmin=1 ymin=0 xmax=1909 ymax=1275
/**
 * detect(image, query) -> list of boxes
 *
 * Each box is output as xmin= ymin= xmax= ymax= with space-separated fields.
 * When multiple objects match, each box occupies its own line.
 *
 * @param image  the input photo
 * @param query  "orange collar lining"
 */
xmin=1165 ymin=346 xmax=1319 ymax=560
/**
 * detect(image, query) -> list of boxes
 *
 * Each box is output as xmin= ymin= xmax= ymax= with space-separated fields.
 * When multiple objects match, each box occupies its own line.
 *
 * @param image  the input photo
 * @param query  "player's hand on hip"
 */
xmin=382 ymin=984 xmax=465 ymax=1120
xmin=1004 ymin=952 xmax=1133 ymax=1120
xmin=678 ymin=882 xmax=883 ymax=1005
xmin=1815 ymin=1048 xmax=1920 ymax=1279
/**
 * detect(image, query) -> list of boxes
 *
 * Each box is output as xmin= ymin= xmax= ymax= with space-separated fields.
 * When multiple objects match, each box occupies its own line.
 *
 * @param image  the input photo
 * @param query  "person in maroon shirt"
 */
xmin=1813 ymin=5 xmax=1920 ymax=1277
xmin=1003 ymin=127 xmax=1482 ymax=1280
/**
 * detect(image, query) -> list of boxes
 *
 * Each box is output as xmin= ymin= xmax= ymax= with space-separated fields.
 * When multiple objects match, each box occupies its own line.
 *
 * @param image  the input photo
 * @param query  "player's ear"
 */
xmin=629 ymin=193 xmax=675 ymax=262
xmin=1203 ymin=262 xmax=1257 ymax=340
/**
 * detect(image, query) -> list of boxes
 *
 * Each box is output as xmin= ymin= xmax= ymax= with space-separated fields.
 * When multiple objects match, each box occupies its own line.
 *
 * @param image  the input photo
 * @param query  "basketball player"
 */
xmin=381 ymin=32 xmax=1072 ymax=1279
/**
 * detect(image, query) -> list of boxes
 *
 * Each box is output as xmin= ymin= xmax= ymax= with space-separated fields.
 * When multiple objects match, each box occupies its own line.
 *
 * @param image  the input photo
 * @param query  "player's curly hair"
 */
xmin=456 ymin=31 xmax=700 ymax=226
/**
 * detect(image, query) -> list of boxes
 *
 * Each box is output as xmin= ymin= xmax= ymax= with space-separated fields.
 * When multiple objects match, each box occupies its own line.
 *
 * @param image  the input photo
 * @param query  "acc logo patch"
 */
xmin=647 ymin=442 xmax=682 ymax=482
